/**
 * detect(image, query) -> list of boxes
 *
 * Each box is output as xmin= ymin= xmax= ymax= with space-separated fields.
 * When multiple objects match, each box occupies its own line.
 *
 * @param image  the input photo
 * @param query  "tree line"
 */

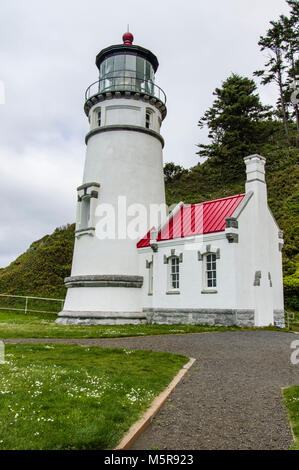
xmin=164 ymin=0 xmax=298 ymax=182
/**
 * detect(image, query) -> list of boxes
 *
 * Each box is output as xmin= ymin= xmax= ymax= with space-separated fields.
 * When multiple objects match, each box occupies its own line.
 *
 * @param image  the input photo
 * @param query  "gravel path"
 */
xmin=3 ymin=331 xmax=299 ymax=450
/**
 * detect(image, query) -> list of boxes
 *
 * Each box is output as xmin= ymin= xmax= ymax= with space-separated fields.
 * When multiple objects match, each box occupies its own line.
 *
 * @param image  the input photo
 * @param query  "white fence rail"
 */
xmin=285 ymin=310 xmax=295 ymax=330
xmin=0 ymin=294 xmax=65 ymax=315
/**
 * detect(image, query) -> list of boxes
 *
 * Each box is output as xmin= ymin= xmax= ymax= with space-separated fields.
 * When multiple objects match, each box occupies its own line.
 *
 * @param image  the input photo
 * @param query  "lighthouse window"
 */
xmin=136 ymin=57 xmax=145 ymax=80
xmin=125 ymin=55 xmax=136 ymax=73
xmin=145 ymin=112 xmax=151 ymax=129
xmin=146 ymin=61 xmax=151 ymax=80
xmin=105 ymin=56 xmax=114 ymax=76
xmin=114 ymin=55 xmax=125 ymax=72
xmin=80 ymin=196 xmax=91 ymax=229
xmin=97 ymin=110 xmax=101 ymax=127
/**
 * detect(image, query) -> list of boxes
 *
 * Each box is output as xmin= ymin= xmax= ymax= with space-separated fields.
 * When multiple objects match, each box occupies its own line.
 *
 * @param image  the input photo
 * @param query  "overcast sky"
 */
xmin=0 ymin=0 xmax=290 ymax=268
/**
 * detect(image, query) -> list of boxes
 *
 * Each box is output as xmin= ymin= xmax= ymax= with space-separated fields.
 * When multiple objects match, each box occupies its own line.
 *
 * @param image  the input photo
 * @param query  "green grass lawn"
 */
xmin=282 ymin=386 xmax=299 ymax=450
xmin=0 ymin=310 xmax=287 ymax=339
xmin=282 ymin=385 xmax=299 ymax=450
xmin=0 ymin=343 xmax=188 ymax=450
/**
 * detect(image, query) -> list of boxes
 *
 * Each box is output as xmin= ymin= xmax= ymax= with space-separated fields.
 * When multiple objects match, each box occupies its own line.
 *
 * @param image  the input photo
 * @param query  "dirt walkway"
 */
xmin=3 ymin=331 xmax=299 ymax=449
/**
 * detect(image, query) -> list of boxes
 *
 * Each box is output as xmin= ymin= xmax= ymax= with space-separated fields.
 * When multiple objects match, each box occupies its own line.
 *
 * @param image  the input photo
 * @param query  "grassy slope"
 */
xmin=0 ymin=131 xmax=297 ymax=309
xmin=0 ymin=224 xmax=74 ymax=298
xmin=282 ymin=386 xmax=299 ymax=450
xmin=0 ymin=343 xmax=187 ymax=450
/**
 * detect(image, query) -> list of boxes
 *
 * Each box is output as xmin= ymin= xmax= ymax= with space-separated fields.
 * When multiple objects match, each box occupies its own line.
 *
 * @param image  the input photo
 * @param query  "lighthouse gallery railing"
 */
xmin=85 ymin=75 xmax=167 ymax=104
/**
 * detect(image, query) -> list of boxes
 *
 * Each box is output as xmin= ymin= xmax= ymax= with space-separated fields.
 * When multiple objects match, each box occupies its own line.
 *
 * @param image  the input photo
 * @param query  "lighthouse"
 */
xmin=57 ymin=32 xmax=167 ymax=325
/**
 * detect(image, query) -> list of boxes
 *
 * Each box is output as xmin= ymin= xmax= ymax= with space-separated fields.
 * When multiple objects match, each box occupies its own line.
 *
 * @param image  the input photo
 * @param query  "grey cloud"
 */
xmin=0 ymin=0 xmax=289 ymax=266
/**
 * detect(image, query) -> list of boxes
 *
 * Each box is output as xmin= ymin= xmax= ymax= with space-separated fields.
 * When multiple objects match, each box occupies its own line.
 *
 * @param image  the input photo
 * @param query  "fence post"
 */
xmin=25 ymin=297 xmax=28 ymax=315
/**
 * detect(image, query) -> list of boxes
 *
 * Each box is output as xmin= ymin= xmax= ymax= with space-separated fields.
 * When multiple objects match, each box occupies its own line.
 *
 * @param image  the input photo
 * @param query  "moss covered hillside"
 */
xmin=0 ymin=224 xmax=75 ymax=299
xmin=0 ymin=132 xmax=298 ymax=309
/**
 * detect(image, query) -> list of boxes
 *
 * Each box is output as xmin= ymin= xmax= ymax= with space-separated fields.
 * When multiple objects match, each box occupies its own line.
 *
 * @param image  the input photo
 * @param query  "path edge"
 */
xmin=115 ymin=357 xmax=196 ymax=450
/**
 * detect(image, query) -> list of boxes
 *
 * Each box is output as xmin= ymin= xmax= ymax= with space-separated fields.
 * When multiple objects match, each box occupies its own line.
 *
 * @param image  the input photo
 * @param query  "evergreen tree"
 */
xmin=254 ymin=1 xmax=299 ymax=134
xmin=254 ymin=20 xmax=289 ymax=134
xmin=164 ymin=162 xmax=189 ymax=183
xmin=281 ymin=1 xmax=299 ymax=131
xmin=197 ymin=74 xmax=272 ymax=169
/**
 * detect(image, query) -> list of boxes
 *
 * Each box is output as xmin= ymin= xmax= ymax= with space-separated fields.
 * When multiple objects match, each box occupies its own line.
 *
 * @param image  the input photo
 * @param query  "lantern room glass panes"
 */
xmin=136 ymin=57 xmax=144 ymax=79
xmin=206 ymin=254 xmax=217 ymax=288
xmin=114 ymin=55 xmax=125 ymax=72
xmin=126 ymin=55 xmax=136 ymax=73
xmin=98 ymin=54 xmax=155 ymax=94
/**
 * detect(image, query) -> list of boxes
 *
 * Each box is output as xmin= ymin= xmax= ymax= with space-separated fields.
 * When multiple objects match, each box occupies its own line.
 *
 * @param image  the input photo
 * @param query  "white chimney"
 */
xmin=244 ymin=154 xmax=267 ymax=203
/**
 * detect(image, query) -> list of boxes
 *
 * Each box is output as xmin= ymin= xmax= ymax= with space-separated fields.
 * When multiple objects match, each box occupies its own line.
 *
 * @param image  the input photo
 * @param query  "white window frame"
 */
xmin=97 ymin=109 xmax=101 ymax=127
xmin=145 ymin=108 xmax=155 ymax=130
xmin=203 ymin=253 xmax=217 ymax=291
xmin=92 ymin=107 xmax=102 ymax=129
xmin=168 ymin=256 xmax=180 ymax=292
xmin=148 ymin=261 xmax=153 ymax=295
xmin=145 ymin=111 xmax=151 ymax=129
xmin=79 ymin=194 xmax=91 ymax=230
xmin=75 ymin=182 xmax=100 ymax=238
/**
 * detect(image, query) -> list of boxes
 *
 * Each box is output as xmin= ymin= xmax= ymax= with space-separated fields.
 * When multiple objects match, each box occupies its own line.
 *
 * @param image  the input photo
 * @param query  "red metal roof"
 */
xmin=137 ymin=228 xmax=153 ymax=249
xmin=137 ymin=194 xmax=245 ymax=248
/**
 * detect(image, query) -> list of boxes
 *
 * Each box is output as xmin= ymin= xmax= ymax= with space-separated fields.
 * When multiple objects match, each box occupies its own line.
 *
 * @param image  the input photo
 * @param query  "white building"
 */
xmin=137 ymin=153 xmax=285 ymax=327
xmin=57 ymin=33 xmax=284 ymax=328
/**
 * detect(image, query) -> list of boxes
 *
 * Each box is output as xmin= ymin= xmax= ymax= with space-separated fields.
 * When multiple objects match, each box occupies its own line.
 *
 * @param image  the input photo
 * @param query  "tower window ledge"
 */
xmin=75 ymin=227 xmax=95 ymax=238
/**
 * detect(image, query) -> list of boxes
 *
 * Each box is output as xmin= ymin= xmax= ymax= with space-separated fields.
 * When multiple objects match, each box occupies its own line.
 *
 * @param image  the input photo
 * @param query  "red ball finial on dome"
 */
xmin=122 ymin=31 xmax=134 ymax=45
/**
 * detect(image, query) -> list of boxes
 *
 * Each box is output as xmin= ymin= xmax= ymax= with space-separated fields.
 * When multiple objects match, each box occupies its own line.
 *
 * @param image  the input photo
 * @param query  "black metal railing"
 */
xmin=85 ymin=76 xmax=166 ymax=104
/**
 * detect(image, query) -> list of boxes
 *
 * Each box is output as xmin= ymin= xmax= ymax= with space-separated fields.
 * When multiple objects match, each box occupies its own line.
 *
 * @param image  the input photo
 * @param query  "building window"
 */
xmin=79 ymin=195 xmax=91 ymax=229
xmin=148 ymin=261 xmax=153 ymax=295
xmin=169 ymin=256 xmax=180 ymax=290
xmin=206 ymin=253 xmax=216 ymax=288
xmin=145 ymin=112 xmax=151 ymax=129
xmin=76 ymin=182 xmax=100 ymax=237
xmin=97 ymin=110 xmax=101 ymax=127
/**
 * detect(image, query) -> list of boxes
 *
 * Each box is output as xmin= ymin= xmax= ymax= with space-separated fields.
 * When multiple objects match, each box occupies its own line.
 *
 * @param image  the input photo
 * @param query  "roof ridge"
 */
xmin=184 ymin=193 xmax=245 ymax=207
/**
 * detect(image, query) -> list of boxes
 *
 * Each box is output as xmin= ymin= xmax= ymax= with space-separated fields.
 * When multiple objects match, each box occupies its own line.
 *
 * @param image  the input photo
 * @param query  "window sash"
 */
xmin=170 ymin=257 xmax=179 ymax=289
xmin=145 ymin=112 xmax=151 ymax=128
xmin=206 ymin=254 xmax=216 ymax=288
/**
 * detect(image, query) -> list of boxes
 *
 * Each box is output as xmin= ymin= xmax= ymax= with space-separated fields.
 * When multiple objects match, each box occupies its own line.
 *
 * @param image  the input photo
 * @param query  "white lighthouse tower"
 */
xmin=57 ymin=32 xmax=167 ymax=325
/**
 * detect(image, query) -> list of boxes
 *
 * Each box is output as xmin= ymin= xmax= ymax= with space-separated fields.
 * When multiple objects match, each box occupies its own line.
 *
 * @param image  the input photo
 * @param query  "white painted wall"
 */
xmin=234 ymin=159 xmax=284 ymax=325
xmin=138 ymin=234 xmax=237 ymax=310
xmin=138 ymin=155 xmax=284 ymax=327
xmin=62 ymin=97 xmax=166 ymax=316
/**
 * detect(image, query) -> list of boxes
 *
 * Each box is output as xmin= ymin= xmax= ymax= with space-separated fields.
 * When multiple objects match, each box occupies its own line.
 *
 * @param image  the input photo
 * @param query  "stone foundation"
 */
xmin=56 ymin=308 xmax=284 ymax=328
xmin=56 ymin=310 xmax=147 ymax=325
xmin=273 ymin=310 xmax=285 ymax=328
xmin=144 ymin=308 xmax=255 ymax=327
